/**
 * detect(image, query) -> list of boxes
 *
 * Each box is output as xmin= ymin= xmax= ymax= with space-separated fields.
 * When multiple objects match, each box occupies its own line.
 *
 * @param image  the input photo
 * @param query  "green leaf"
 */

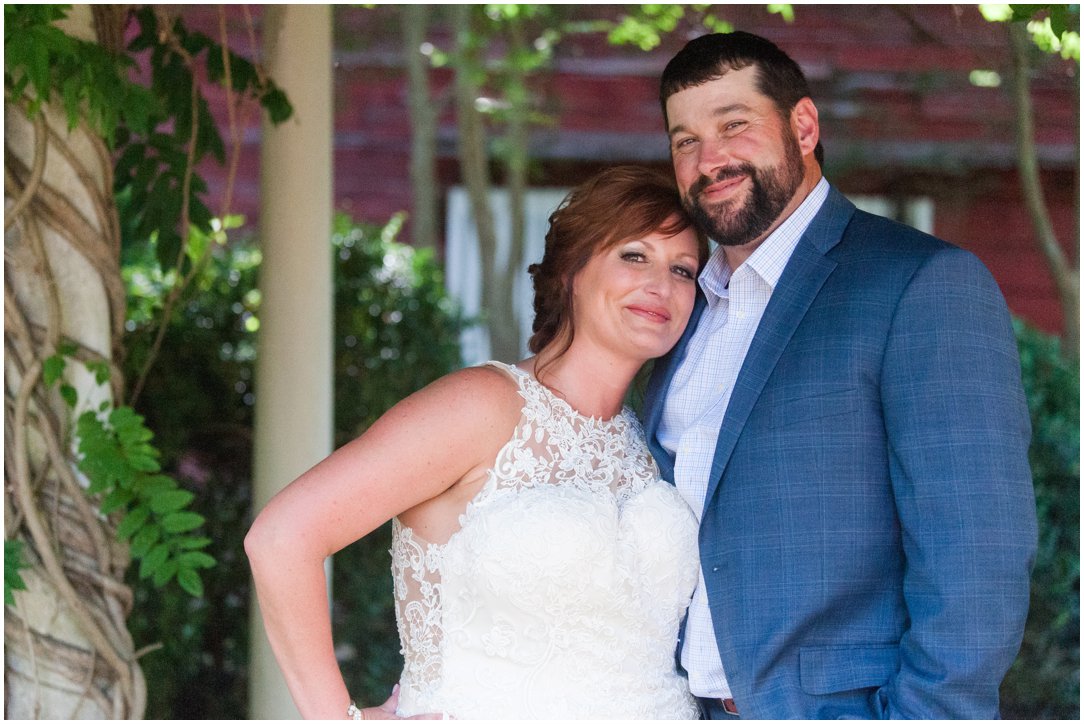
xmin=702 ymin=15 xmax=734 ymax=34
xmin=139 ymin=542 xmax=170 ymax=579
xmin=127 ymin=454 xmax=161 ymax=473
xmin=138 ymin=474 xmax=178 ymax=497
xmin=980 ymin=4 xmax=1015 ymax=22
xmin=261 ymin=87 xmax=293 ymax=124
xmin=205 ymin=43 xmax=224 ymax=82
xmin=228 ymin=55 xmax=258 ymax=92
xmin=187 ymin=223 xmax=210 ymax=264
xmin=100 ymin=487 xmax=135 ymax=515
xmin=5 ymin=540 xmax=29 ymax=605
xmin=149 ymin=488 xmax=195 ymax=515
xmin=117 ymin=505 xmax=151 ymax=540
xmin=109 ymin=405 xmax=145 ymax=434
xmin=177 ymin=536 xmax=213 ymax=550
xmin=1049 ymin=4 xmax=1068 ymax=36
xmin=60 ymin=384 xmax=78 ymax=408
xmin=179 ymin=550 xmax=216 ymax=569
xmin=156 ymin=228 xmax=182 ymax=271
xmin=152 ymin=557 xmax=179 ymax=587
xmin=767 ymin=4 xmax=795 ymax=23
xmin=176 ymin=567 xmax=204 ymax=597
xmin=221 ymin=213 xmax=246 ymax=230
xmin=161 ymin=511 xmax=204 ymax=534
xmin=24 ymin=32 xmax=52 ymax=101
xmin=129 ymin=524 xmax=161 ymax=558
xmin=43 ymin=354 xmax=66 ymax=386
xmin=86 ymin=359 xmax=111 ymax=385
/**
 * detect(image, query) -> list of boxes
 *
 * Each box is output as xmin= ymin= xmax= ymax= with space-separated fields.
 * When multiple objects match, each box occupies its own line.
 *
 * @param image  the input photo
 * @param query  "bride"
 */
xmin=245 ymin=165 xmax=709 ymax=719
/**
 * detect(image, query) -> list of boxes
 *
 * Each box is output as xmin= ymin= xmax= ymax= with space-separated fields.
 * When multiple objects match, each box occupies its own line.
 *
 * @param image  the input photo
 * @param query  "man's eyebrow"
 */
xmin=668 ymin=103 xmax=755 ymax=137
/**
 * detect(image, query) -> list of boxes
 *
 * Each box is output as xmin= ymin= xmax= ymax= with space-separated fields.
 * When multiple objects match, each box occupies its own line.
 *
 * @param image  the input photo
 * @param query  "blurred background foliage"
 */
xmin=122 ymin=214 xmax=464 ymax=718
xmin=999 ymin=319 xmax=1080 ymax=719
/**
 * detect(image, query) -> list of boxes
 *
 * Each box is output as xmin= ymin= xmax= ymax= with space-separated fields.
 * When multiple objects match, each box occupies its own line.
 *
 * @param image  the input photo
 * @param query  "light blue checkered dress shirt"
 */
xmin=658 ymin=178 xmax=830 ymax=698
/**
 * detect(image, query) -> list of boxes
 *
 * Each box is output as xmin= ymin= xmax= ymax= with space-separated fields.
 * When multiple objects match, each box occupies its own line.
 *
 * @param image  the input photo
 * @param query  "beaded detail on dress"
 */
xmin=390 ymin=361 xmax=699 ymax=719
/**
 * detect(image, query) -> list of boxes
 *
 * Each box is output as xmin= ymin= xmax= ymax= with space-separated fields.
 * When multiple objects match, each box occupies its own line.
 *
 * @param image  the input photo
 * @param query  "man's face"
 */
xmin=665 ymin=66 xmax=806 ymax=249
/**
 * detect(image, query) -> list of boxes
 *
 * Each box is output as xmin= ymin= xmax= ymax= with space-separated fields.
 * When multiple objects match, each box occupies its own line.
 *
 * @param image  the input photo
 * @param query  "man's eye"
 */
xmin=725 ymin=120 xmax=747 ymax=133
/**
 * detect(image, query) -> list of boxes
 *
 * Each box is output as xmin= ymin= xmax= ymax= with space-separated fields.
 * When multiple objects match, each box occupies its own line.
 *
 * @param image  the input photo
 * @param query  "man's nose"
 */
xmin=697 ymin=139 xmax=731 ymax=179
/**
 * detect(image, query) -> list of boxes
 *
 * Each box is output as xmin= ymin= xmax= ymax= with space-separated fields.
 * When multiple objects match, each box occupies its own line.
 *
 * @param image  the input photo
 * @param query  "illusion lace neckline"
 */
xmin=496 ymin=361 xmax=630 ymax=425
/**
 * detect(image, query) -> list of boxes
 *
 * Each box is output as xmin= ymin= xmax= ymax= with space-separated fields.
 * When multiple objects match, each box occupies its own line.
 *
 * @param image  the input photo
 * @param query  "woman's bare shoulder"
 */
xmin=377 ymin=363 xmax=523 ymax=442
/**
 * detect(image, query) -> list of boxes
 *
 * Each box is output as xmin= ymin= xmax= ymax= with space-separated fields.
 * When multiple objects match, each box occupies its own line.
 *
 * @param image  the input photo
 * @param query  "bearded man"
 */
xmin=643 ymin=31 xmax=1037 ymax=719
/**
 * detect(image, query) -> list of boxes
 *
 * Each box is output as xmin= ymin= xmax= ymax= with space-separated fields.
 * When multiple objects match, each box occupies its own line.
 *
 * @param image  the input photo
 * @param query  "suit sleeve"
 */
xmin=875 ymin=247 xmax=1037 ymax=719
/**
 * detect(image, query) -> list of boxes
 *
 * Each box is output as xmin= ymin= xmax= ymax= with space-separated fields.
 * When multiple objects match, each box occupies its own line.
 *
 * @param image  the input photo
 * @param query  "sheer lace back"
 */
xmin=390 ymin=361 xmax=699 ymax=719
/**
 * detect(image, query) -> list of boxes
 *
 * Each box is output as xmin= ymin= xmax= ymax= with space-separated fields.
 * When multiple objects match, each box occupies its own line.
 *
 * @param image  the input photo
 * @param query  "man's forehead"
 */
xmin=675 ymin=65 xmax=761 ymax=98
xmin=666 ymin=70 xmax=771 ymax=126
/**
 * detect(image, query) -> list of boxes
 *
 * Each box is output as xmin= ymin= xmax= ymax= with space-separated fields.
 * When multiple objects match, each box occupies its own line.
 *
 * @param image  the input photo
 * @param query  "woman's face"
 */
xmin=571 ymin=219 xmax=700 ymax=363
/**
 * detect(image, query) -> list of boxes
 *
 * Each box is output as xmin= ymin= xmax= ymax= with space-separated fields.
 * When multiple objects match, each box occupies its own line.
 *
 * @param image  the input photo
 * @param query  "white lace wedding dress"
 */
xmin=390 ymin=361 xmax=700 ymax=719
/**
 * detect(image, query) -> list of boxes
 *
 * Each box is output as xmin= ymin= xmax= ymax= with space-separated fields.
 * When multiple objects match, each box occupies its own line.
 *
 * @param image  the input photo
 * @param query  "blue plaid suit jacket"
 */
xmin=644 ymin=186 xmax=1037 ymax=719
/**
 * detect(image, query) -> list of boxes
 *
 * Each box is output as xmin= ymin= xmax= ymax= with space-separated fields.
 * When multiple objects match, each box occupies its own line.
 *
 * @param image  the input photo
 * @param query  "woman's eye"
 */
xmin=620 ymin=251 xmax=646 ymax=263
xmin=672 ymin=265 xmax=695 ymax=280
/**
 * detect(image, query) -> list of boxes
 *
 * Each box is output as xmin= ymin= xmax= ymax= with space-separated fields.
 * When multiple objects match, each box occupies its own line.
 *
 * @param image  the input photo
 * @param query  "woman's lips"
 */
xmin=626 ymin=304 xmax=671 ymax=322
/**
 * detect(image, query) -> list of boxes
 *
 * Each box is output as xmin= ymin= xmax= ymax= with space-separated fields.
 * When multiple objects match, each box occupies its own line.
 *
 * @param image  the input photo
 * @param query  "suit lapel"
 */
xmin=703 ymin=188 xmax=856 ymax=505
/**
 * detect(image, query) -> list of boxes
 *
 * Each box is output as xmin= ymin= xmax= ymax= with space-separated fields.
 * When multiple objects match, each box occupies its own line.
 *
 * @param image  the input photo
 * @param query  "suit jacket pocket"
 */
xmin=799 ymin=644 xmax=899 ymax=695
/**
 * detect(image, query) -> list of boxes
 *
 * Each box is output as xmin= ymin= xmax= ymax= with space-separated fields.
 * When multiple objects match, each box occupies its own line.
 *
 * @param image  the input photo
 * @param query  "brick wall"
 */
xmin=183 ymin=4 xmax=1077 ymax=335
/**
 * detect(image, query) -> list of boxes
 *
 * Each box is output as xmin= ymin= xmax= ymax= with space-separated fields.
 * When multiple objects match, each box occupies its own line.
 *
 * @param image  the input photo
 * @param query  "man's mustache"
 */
xmin=687 ymin=165 xmax=756 ymax=198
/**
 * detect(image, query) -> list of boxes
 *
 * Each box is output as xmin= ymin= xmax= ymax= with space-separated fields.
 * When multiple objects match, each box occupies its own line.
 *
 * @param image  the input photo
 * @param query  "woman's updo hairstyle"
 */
xmin=526 ymin=165 xmax=707 ymax=357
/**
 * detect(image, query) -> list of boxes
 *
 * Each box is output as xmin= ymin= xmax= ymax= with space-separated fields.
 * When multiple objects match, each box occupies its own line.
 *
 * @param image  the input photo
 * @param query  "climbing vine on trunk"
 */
xmin=4 ymin=5 xmax=290 ymax=717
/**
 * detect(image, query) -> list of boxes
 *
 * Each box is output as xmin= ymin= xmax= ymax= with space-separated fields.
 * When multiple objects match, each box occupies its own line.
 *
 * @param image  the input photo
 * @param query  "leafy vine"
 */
xmin=44 ymin=348 xmax=215 ymax=596
xmin=4 ymin=4 xmax=290 ymax=715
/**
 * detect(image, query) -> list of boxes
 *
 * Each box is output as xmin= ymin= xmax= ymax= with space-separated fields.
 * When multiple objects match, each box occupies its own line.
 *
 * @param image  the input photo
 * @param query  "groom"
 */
xmin=643 ymin=32 xmax=1037 ymax=719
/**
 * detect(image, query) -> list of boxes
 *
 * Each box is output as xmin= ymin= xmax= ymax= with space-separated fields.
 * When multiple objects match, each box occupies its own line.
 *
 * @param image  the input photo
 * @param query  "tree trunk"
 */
xmin=503 ymin=16 xmax=531 ymax=358
xmin=452 ymin=4 xmax=519 ymax=362
xmin=3 ymin=11 xmax=145 ymax=718
xmin=1007 ymin=22 xmax=1080 ymax=354
xmin=403 ymin=4 xmax=440 ymax=252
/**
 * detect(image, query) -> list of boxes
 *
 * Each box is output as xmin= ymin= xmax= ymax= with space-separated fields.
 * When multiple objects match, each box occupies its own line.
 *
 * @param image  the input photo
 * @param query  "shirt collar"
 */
xmin=699 ymin=177 xmax=831 ymax=305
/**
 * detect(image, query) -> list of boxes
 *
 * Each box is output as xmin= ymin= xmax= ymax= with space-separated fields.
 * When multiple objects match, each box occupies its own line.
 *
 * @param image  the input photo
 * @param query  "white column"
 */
xmin=248 ymin=5 xmax=333 ymax=719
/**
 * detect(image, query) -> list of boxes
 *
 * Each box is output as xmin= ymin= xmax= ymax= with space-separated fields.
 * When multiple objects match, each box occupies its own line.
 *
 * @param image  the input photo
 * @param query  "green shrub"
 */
xmin=123 ymin=229 xmax=261 ymax=720
xmin=328 ymin=213 xmax=465 ymax=705
xmin=1000 ymin=319 xmax=1079 ymax=719
xmin=123 ymin=214 xmax=464 ymax=718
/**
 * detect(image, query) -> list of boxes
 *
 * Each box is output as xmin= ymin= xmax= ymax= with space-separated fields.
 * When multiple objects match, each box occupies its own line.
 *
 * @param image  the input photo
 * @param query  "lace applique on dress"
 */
xmin=389 ymin=361 xmax=699 ymax=719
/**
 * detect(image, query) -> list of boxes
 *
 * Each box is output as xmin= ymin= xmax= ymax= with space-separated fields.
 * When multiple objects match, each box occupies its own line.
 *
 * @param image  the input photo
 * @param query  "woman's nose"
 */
xmin=643 ymin=267 xmax=674 ymax=298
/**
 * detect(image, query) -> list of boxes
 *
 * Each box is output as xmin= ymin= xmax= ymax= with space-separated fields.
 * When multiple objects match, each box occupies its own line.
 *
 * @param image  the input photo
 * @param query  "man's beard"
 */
xmin=682 ymin=130 xmax=804 ymax=247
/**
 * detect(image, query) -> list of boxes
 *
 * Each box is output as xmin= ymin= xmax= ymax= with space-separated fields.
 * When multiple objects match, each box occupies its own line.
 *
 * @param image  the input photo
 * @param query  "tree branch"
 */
xmin=4 ymin=110 xmax=48 ymax=231
xmin=1007 ymin=21 xmax=1079 ymax=353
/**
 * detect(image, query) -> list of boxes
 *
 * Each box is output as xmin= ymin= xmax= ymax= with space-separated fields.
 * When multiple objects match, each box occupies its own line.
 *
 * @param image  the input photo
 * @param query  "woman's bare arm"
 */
xmin=245 ymin=366 xmax=520 ymax=719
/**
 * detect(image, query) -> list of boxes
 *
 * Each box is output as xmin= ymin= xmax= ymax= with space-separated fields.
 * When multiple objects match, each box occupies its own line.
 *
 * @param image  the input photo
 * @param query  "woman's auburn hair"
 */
xmin=527 ymin=165 xmax=708 ymax=357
